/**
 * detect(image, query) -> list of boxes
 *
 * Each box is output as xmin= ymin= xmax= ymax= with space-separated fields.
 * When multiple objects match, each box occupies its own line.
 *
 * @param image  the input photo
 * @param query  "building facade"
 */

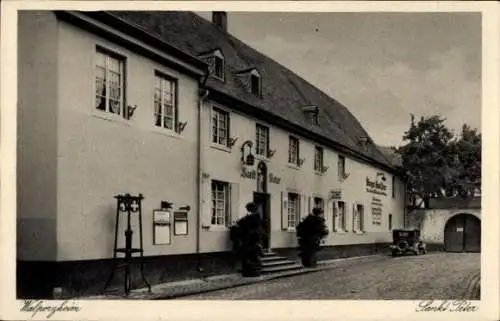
xmin=17 ymin=10 xmax=406 ymax=298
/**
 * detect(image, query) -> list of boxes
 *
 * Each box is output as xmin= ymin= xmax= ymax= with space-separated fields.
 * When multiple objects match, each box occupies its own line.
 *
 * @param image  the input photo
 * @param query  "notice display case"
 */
xmin=174 ymin=211 xmax=188 ymax=235
xmin=153 ymin=203 xmax=191 ymax=243
xmin=153 ymin=209 xmax=172 ymax=245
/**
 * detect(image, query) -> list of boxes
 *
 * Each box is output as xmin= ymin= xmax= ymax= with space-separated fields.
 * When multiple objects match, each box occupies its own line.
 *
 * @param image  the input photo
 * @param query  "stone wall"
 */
xmin=405 ymin=208 xmax=481 ymax=244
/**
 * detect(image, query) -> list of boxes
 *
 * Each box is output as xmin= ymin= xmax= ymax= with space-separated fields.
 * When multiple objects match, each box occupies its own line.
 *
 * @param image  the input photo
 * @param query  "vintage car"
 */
xmin=390 ymin=229 xmax=427 ymax=256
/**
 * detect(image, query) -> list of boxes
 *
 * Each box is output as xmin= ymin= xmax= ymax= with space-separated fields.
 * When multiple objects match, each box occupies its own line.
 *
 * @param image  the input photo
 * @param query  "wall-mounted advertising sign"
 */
xmin=366 ymin=175 xmax=387 ymax=196
xmin=371 ymin=197 xmax=383 ymax=225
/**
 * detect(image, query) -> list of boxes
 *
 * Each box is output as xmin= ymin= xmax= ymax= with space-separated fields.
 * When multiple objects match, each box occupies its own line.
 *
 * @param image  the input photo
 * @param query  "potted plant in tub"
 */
xmin=229 ymin=202 xmax=264 ymax=277
xmin=296 ymin=207 xmax=329 ymax=267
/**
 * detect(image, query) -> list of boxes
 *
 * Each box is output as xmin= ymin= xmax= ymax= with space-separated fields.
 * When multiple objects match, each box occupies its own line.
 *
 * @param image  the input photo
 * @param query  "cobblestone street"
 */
xmin=179 ymin=253 xmax=480 ymax=300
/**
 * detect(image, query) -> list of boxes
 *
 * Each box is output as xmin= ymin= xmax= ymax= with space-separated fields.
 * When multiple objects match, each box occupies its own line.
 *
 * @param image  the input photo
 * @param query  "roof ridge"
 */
xmin=219 ymin=29 xmax=380 ymax=147
xmin=187 ymin=11 xmax=394 ymax=168
xmin=103 ymin=10 xmax=397 ymax=171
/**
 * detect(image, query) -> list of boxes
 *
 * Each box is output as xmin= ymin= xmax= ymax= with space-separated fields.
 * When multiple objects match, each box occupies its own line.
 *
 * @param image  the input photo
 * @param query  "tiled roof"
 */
xmin=106 ymin=11 xmax=396 ymax=171
xmin=376 ymin=145 xmax=403 ymax=167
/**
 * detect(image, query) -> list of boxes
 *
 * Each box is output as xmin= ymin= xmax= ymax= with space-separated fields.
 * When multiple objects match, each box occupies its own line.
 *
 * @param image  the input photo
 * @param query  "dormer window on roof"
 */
xmin=358 ymin=136 xmax=371 ymax=149
xmin=214 ymin=55 xmax=224 ymax=80
xmin=235 ymin=68 xmax=262 ymax=97
xmin=250 ymin=73 xmax=261 ymax=96
xmin=249 ymin=69 xmax=262 ymax=97
xmin=199 ymin=49 xmax=225 ymax=81
xmin=302 ymin=105 xmax=320 ymax=126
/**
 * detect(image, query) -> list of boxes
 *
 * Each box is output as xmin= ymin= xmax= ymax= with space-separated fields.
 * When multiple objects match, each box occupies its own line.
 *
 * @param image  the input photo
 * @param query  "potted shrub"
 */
xmin=296 ymin=207 xmax=329 ymax=267
xmin=229 ymin=203 xmax=264 ymax=277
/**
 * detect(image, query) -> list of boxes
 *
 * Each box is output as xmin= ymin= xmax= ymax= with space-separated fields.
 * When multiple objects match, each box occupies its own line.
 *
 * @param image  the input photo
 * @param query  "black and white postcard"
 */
xmin=1 ymin=1 xmax=498 ymax=320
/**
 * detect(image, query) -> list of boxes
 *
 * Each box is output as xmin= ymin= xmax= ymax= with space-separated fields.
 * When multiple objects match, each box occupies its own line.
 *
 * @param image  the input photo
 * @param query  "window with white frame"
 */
xmin=314 ymin=146 xmax=324 ymax=172
xmin=256 ymin=124 xmax=269 ymax=157
xmin=353 ymin=204 xmax=364 ymax=232
xmin=287 ymin=192 xmax=300 ymax=228
xmin=212 ymin=107 xmax=230 ymax=146
xmin=211 ymin=180 xmax=230 ymax=226
xmin=154 ymin=73 xmax=177 ymax=131
xmin=95 ymin=48 xmax=125 ymax=115
xmin=338 ymin=155 xmax=346 ymax=180
xmin=333 ymin=201 xmax=346 ymax=231
xmin=288 ymin=136 xmax=300 ymax=165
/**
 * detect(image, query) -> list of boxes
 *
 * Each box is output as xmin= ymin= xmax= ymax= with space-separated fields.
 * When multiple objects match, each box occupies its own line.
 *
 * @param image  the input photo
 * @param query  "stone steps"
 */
xmin=261 ymin=250 xmax=302 ymax=274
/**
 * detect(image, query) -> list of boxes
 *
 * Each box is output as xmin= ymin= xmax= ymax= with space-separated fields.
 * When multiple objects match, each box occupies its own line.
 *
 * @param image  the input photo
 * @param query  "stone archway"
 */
xmin=444 ymin=213 xmax=481 ymax=252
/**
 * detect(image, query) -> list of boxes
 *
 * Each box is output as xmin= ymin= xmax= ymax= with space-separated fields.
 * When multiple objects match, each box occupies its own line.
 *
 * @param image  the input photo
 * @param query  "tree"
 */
xmin=397 ymin=114 xmax=455 ymax=208
xmin=397 ymin=115 xmax=481 ymax=208
xmin=446 ymin=124 xmax=481 ymax=198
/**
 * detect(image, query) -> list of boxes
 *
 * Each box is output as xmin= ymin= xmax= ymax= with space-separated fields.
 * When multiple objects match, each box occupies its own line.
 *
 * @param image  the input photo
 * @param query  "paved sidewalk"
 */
xmin=81 ymin=254 xmax=388 ymax=300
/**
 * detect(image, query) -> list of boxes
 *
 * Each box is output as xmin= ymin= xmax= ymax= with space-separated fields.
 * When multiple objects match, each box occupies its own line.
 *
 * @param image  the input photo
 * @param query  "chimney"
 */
xmin=212 ymin=12 xmax=227 ymax=32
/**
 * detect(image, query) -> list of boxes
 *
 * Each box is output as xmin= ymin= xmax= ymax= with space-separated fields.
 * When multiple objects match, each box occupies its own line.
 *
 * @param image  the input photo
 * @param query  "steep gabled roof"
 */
xmin=376 ymin=145 xmax=403 ymax=168
xmin=103 ymin=11 xmax=397 ymax=172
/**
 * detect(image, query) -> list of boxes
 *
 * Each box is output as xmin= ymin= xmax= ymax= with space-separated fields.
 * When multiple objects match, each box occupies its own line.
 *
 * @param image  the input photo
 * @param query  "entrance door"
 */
xmin=444 ymin=214 xmax=481 ymax=252
xmin=253 ymin=192 xmax=270 ymax=250
xmin=463 ymin=215 xmax=481 ymax=252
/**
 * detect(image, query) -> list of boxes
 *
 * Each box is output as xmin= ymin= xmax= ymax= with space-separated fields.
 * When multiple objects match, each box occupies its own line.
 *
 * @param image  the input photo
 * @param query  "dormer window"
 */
xmin=312 ymin=113 xmax=319 ymax=126
xmin=235 ymin=68 xmax=262 ymax=97
xmin=249 ymin=69 xmax=261 ymax=96
xmin=214 ymin=55 xmax=224 ymax=79
xmin=302 ymin=105 xmax=320 ymax=126
xmin=251 ymin=74 xmax=261 ymax=96
xmin=199 ymin=49 xmax=225 ymax=81
xmin=359 ymin=136 xmax=370 ymax=148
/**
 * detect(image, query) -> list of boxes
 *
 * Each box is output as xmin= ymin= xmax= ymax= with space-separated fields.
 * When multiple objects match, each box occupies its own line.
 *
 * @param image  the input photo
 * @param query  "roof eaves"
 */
xmin=102 ymin=11 xmax=208 ymax=70
xmin=55 ymin=10 xmax=208 ymax=76
xmin=206 ymin=86 xmax=402 ymax=176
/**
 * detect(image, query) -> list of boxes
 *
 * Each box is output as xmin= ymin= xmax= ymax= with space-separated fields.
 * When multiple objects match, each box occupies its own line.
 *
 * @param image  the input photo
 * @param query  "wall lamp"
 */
xmin=126 ymin=104 xmax=138 ymax=120
xmin=176 ymin=121 xmax=188 ymax=134
xmin=229 ymin=137 xmax=239 ymax=148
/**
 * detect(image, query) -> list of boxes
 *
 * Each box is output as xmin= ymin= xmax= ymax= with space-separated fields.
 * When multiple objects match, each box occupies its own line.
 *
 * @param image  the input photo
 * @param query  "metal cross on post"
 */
xmin=130 ymin=200 xmax=139 ymax=212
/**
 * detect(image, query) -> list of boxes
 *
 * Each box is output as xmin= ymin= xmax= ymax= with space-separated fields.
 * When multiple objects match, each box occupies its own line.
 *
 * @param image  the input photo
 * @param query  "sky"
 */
xmin=197 ymin=12 xmax=481 ymax=147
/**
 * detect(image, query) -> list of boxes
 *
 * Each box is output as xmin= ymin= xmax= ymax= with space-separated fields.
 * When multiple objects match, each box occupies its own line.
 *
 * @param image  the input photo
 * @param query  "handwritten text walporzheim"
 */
xmin=20 ymin=300 xmax=82 ymax=318
xmin=416 ymin=300 xmax=479 ymax=312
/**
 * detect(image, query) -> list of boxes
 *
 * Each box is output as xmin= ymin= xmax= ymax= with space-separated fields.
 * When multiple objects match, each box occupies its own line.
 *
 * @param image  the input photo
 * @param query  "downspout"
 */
xmin=196 ymin=74 xmax=210 ymax=273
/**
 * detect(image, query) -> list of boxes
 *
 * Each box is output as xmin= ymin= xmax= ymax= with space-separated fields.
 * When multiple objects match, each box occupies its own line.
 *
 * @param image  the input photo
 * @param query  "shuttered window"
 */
xmin=333 ymin=201 xmax=346 ymax=232
xmin=353 ymin=204 xmax=365 ymax=232
xmin=211 ymin=180 xmax=231 ymax=227
xmin=287 ymin=193 xmax=300 ymax=228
